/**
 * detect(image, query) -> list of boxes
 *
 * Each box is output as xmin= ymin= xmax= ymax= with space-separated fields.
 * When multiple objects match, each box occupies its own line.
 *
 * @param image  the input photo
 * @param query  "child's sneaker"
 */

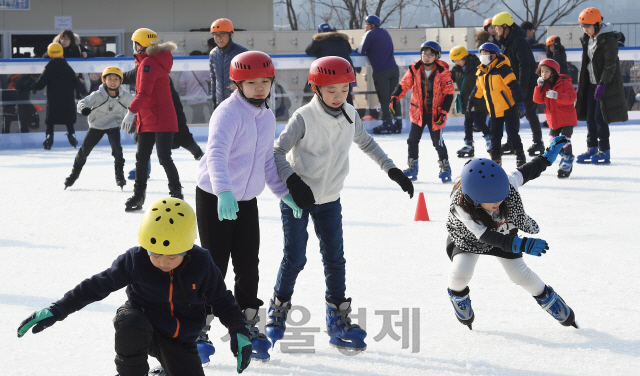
xmin=264 ymin=296 xmax=291 ymax=347
xmin=326 ymin=298 xmax=367 ymax=353
xmin=447 ymin=287 xmax=474 ymax=330
xmin=244 ymin=308 xmax=271 ymax=362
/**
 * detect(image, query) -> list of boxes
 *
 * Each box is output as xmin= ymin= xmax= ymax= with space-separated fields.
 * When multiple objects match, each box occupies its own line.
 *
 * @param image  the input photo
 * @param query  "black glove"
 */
xmin=388 ymin=168 xmax=414 ymax=198
xmin=286 ymin=173 xmax=315 ymax=209
xmin=81 ymin=107 xmax=92 ymax=116
xmin=230 ymin=326 xmax=252 ymax=373
xmin=17 ymin=304 xmax=66 ymax=338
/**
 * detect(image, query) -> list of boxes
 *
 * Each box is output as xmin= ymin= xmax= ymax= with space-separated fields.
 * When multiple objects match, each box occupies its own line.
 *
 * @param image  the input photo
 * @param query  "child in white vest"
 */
xmin=264 ymin=56 xmax=414 ymax=354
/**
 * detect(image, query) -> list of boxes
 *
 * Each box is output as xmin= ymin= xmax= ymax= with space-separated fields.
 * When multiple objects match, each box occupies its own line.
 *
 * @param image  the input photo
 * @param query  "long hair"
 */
xmin=451 ymin=180 xmax=509 ymax=229
xmin=57 ymin=30 xmax=77 ymax=49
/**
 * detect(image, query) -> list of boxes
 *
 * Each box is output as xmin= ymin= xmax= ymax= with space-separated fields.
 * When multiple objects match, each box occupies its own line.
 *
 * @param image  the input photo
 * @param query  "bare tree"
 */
xmin=317 ymin=0 xmax=415 ymax=29
xmin=275 ymin=0 xmax=300 ymax=30
xmin=428 ymin=0 xmax=496 ymax=28
xmin=501 ymin=0 xmax=588 ymax=38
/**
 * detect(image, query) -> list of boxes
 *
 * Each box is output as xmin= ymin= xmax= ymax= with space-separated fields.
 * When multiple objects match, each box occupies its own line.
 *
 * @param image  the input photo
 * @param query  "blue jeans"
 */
xmin=274 ymin=199 xmax=346 ymax=303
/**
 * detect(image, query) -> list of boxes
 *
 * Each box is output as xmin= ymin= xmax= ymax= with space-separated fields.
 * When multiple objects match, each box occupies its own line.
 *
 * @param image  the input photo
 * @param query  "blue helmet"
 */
xmin=318 ymin=23 xmax=332 ymax=33
xmin=421 ymin=40 xmax=441 ymax=54
xmin=460 ymin=158 xmax=510 ymax=204
xmin=479 ymin=42 xmax=501 ymax=55
xmin=365 ymin=15 xmax=381 ymax=27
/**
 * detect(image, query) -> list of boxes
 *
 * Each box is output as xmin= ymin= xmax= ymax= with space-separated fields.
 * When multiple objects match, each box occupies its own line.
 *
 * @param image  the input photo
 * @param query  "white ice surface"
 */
xmin=2 ymin=125 xmax=640 ymax=375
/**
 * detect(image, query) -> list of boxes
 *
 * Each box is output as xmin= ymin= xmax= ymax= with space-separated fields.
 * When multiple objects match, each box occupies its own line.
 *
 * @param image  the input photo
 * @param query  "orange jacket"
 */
xmin=393 ymin=59 xmax=455 ymax=130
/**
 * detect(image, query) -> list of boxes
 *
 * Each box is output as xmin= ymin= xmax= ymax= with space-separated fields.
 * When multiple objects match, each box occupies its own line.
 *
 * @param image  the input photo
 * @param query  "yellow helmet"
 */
xmin=101 ymin=66 xmax=123 ymax=82
xmin=138 ymin=197 xmax=197 ymax=255
xmin=492 ymin=12 xmax=514 ymax=27
xmin=449 ymin=45 xmax=469 ymax=61
xmin=131 ymin=28 xmax=158 ymax=48
xmin=47 ymin=42 xmax=63 ymax=58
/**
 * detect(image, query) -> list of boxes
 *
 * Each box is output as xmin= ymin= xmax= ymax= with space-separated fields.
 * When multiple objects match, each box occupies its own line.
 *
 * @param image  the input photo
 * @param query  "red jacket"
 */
xmin=394 ymin=59 xmax=455 ymax=130
xmin=129 ymin=42 xmax=178 ymax=133
xmin=532 ymin=74 xmax=577 ymax=130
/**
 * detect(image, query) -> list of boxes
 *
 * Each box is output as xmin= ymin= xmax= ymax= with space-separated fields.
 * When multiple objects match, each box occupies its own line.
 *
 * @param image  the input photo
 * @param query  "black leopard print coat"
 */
xmin=446 ymin=185 xmax=540 ymax=254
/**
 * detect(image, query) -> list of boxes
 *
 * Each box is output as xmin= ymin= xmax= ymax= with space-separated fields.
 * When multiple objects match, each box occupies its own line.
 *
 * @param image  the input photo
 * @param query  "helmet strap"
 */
xmin=313 ymin=84 xmax=353 ymax=124
xmin=102 ymin=83 xmax=119 ymax=97
xmin=236 ymin=81 xmax=272 ymax=109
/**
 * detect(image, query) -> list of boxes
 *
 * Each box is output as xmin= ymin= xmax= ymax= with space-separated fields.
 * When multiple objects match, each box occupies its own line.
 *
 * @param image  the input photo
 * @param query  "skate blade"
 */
xmin=329 ymin=342 xmax=367 ymax=354
xmin=251 ymin=355 xmax=271 ymax=362
xmin=125 ymin=206 xmax=143 ymax=212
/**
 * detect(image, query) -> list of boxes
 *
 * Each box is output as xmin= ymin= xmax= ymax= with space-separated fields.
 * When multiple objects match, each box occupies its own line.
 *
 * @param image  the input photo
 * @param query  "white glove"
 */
xmin=546 ymin=90 xmax=558 ymax=99
xmin=537 ymin=77 xmax=545 ymax=86
xmin=121 ymin=110 xmax=137 ymax=134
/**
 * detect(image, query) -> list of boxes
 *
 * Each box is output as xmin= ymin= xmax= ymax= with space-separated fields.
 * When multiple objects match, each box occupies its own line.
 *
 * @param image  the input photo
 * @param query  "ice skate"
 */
xmin=576 ymin=146 xmax=598 ymax=164
xmin=244 ymin=308 xmax=271 ymax=362
xmin=43 ymin=133 xmax=53 ymax=150
xmin=265 ymin=296 xmax=291 ymax=348
xmin=128 ymin=161 xmax=151 ymax=180
xmin=448 ymin=287 xmax=474 ymax=330
xmin=115 ymin=165 xmax=126 ymax=190
xmin=169 ymin=184 xmax=184 ymax=200
xmin=326 ymin=298 xmax=367 ymax=354
xmin=501 ymin=142 xmax=515 ymax=155
xmin=557 ymin=153 xmax=574 ymax=178
xmin=457 ymin=140 xmax=474 ymax=158
xmin=196 ymin=332 xmax=215 ymax=366
xmin=148 ymin=366 xmax=167 ymax=375
xmin=125 ymin=186 xmax=146 ymax=212
xmin=483 ymin=134 xmax=492 ymax=153
xmin=591 ymin=149 xmax=610 ymax=165
xmin=438 ymin=159 xmax=452 ymax=183
xmin=534 ymin=285 xmax=578 ymax=328
xmin=527 ymin=141 xmax=545 ymax=156
xmin=66 ymin=132 xmax=78 ymax=148
xmin=372 ymin=119 xmax=401 ymax=134
xmin=403 ymin=158 xmax=418 ymax=181
xmin=516 ymin=149 xmax=526 ymax=168
xmin=64 ymin=172 xmax=79 ymax=189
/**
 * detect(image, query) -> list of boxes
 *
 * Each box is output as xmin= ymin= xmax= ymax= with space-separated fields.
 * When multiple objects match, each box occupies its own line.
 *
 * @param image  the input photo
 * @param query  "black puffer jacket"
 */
xmin=31 ymin=58 xmax=78 ymax=124
xmin=450 ymin=54 xmax=487 ymax=114
xmin=500 ymin=24 xmax=538 ymax=98
xmin=305 ymin=31 xmax=354 ymax=68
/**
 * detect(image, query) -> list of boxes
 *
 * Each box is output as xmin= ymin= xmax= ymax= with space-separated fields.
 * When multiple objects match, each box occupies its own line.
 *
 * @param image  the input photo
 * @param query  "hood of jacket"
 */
xmin=313 ymin=31 xmax=349 ymax=42
xmin=598 ymin=23 xmax=615 ymax=35
xmin=136 ymin=42 xmax=176 ymax=74
xmin=475 ymin=30 xmax=490 ymax=43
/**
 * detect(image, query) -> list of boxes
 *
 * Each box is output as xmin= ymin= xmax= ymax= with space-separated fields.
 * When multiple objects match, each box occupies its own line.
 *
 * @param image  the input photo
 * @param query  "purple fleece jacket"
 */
xmin=196 ymin=90 xmax=288 ymax=200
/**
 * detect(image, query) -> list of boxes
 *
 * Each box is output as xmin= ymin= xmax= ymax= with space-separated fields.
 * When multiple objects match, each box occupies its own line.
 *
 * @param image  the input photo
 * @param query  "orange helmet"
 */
xmin=88 ymin=36 xmax=103 ymax=46
xmin=578 ymin=7 xmax=602 ymax=25
xmin=546 ymin=35 xmax=558 ymax=46
xmin=483 ymin=18 xmax=492 ymax=30
xmin=211 ymin=18 xmax=234 ymax=34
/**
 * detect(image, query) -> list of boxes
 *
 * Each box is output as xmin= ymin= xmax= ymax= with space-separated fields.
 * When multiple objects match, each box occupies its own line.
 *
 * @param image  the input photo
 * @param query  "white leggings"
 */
xmin=448 ymin=252 xmax=546 ymax=296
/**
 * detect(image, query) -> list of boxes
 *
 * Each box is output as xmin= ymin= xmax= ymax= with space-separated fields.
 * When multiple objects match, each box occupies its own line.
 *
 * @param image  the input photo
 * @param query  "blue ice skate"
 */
xmin=557 ymin=153 xmax=574 ymax=178
xmin=534 ymin=285 xmax=578 ymax=328
xmin=576 ymin=146 xmax=598 ymax=164
xmin=128 ymin=161 xmax=151 ymax=180
xmin=403 ymin=158 xmax=418 ymax=181
xmin=244 ymin=308 xmax=271 ymax=362
xmin=264 ymin=296 xmax=291 ymax=348
xmin=483 ymin=134 xmax=492 ymax=153
xmin=438 ymin=159 xmax=452 ymax=183
xmin=326 ymin=298 xmax=367 ymax=353
xmin=591 ymin=149 xmax=610 ymax=165
xmin=448 ymin=287 xmax=474 ymax=330
xmin=196 ymin=332 xmax=215 ymax=366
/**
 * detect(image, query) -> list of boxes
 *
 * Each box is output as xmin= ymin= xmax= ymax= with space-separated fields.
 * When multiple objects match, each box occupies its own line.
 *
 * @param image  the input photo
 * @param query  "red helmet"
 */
xmin=537 ymin=59 xmax=560 ymax=75
xmin=308 ymin=56 xmax=355 ymax=86
xmin=229 ymin=51 xmax=276 ymax=81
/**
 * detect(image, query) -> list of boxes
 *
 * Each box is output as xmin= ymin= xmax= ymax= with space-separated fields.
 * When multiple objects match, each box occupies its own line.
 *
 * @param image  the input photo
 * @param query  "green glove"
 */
xmin=17 ymin=305 xmax=64 ymax=338
xmin=217 ymin=191 xmax=239 ymax=221
xmin=281 ymin=193 xmax=303 ymax=218
xmin=230 ymin=331 xmax=252 ymax=373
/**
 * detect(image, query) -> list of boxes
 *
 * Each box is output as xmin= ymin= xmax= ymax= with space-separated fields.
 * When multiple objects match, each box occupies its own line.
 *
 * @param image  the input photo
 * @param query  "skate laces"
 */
xmin=453 ymin=295 xmax=471 ymax=311
xmin=245 ymin=313 xmax=267 ymax=340
xmin=197 ymin=331 xmax=213 ymax=344
xmin=266 ymin=299 xmax=291 ymax=328
xmin=330 ymin=305 xmax=360 ymax=332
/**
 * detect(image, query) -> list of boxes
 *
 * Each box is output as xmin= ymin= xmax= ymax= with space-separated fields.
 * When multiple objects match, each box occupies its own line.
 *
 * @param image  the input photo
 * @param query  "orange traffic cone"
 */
xmin=414 ymin=192 xmax=430 ymax=221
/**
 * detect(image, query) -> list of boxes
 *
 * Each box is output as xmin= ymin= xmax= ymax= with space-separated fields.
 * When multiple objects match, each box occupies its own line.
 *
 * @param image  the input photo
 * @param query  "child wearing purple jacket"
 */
xmin=194 ymin=51 xmax=300 ymax=362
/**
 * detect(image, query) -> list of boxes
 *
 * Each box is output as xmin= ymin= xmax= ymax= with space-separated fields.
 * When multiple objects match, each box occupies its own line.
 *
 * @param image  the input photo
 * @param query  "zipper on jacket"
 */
xmin=169 ymin=270 xmax=181 ymax=338
xmin=501 ymin=90 xmax=514 ymax=107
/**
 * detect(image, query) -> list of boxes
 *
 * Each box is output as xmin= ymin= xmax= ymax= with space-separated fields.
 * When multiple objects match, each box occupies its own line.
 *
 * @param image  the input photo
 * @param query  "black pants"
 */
xmin=171 ymin=118 xmax=197 ymax=150
xmin=549 ymin=126 xmax=574 ymax=156
xmin=73 ymin=127 xmax=124 ymax=171
xmin=195 ymin=186 xmax=263 ymax=310
xmin=46 ymin=122 xmax=75 ymax=134
xmin=586 ymin=83 xmax=610 ymax=151
xmin=407 ymin=115 xmax=448 ymax=161
xmin=113 ymin=305 xmax=204 ymax=376
xmin=464 ymin=111 xmax=490 ymax=141
xmin=490 ymin=107 xmax=523 ymax=159
xmin=373 ymin=67 xmax=401 ymax=120
xmin=523 ymin=94 xmax=542 ymax=143
xmin=135 ymin=132 xmax=181 ymax=191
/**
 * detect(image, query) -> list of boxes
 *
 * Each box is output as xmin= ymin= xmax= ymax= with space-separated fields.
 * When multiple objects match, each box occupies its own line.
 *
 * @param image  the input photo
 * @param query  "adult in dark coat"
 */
xmin=493 ymin=12 xmax=544 ymax=156
xmin=574 ymin=7 xmax=627 ymax=164
xmin=32 ymin=43 xmax=79 ymax=149
xmin=545 ymin=36 xmax=568 ymax=75
xmin=305 ymin=23 xmax=355 ymax=105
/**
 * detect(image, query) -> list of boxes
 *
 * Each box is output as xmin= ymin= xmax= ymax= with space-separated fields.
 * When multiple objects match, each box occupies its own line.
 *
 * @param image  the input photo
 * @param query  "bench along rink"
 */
xmin=2 ymin=124 xmax=639 ymax=375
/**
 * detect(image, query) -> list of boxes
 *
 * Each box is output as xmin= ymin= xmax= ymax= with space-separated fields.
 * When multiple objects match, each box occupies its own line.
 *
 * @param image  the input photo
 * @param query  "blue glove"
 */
xmin=281 ymin=193 xmax=303 ymax=218
xmin=517 ymin=102 xmax=526 ymax=119
xmin=542 ymin=135 xmax=568 ymax=164
xmin=230 ymin=326 xmax=252 ymax=373
xmin=511 ymin=236 xmax=548 ymax=256
xmin=17 ymin=304 xmax=66 ymax=338
xmin=217 ymin=191 xmax=239 ymax=221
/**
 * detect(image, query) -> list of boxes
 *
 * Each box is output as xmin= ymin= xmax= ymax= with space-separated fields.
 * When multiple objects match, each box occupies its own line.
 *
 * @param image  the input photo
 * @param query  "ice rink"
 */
xmin=2 ymin=124 xmax=640 ymax=375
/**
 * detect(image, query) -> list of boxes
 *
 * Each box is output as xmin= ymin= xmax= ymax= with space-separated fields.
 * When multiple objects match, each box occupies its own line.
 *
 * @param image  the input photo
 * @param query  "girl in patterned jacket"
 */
xmin=444 ymin=136 xmax=578 ymax=330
